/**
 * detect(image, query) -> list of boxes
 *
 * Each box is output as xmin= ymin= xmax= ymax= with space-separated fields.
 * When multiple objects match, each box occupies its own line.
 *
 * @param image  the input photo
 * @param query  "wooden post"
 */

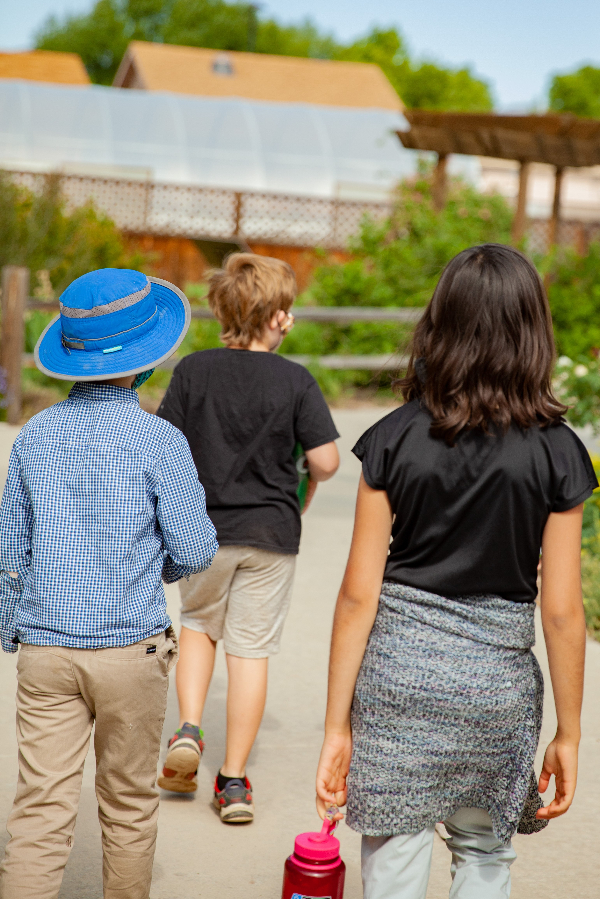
xmin=432 ymin=153 xmax=448 ymax=212
xmin=1 ymin=266 xmax=28 ymax=425
xmin=511 ymin=161 xmax=530 ymax=244
xmin=233 ymin=192 xmax=243 ymax=236
xmin=547 ymin=166 xmax=564 ymax=249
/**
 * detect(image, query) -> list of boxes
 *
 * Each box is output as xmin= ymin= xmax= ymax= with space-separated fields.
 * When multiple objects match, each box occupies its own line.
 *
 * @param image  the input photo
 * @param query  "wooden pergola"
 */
xmin=397 ymin=110 xmax=600 ymax=244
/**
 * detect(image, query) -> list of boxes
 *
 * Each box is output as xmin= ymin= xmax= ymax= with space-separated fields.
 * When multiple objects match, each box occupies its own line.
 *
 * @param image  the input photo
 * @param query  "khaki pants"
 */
xmin=0 ymin=628 xmax=178 ymax=899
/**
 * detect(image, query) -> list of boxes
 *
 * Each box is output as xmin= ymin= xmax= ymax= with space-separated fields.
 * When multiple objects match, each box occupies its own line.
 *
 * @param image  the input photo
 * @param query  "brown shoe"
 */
xmin=157 ymin=723 xmax=204 ymax=793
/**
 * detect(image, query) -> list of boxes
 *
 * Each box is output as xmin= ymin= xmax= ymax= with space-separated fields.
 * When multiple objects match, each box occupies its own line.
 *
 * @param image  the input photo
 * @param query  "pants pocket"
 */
xmin=163 ymin=625 xmax=179 ymax=673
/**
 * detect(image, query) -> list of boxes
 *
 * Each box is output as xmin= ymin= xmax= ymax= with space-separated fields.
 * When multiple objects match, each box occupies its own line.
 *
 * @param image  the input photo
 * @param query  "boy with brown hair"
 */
xmin=156 ymin=253 xmax=339 ymax=822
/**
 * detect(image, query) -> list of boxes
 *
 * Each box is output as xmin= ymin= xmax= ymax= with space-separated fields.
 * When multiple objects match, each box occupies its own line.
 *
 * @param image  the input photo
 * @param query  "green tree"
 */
xmin=163 ymin=0 xmax=257 ymax=53
xmin=548 ymin=65 xmax=600 ymax=118
xmin=256 ymin=19 xmax=337 ymax=59
xmin=400 ymin=62 xmax=492 ymax=112
xmin=35 ymin=0 xmax=128 ymax=85
xmin=336 ymin=27 xmax=493 ymax=112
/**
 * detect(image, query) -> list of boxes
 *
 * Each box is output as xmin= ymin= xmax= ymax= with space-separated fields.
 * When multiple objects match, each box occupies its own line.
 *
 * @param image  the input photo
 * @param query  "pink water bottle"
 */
xmin=281 ymin=813 xmax=345 ymax=899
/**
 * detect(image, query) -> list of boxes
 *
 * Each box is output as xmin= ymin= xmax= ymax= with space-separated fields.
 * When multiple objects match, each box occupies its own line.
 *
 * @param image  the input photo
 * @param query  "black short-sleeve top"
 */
xmin=352 ymin=400 xmax=598 ymax=603
xmin=157 ymin=348 xmax=339 ymax=555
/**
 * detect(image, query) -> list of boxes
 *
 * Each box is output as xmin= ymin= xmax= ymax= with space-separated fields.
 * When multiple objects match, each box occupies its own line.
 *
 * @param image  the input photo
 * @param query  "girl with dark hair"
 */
xmin=315 ymin=244 xmax=596 ymax=897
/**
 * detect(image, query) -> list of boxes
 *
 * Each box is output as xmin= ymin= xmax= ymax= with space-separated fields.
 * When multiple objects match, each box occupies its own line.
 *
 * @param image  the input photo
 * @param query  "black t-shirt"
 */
xmin=353 ymin=400 xmax=598 ymax=602
xmin=157 ymin=348 xmax=339 ymax=555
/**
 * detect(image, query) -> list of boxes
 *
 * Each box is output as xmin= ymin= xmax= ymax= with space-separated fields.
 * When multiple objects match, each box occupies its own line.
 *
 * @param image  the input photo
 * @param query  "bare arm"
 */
xmin=301 ymin=442 xmax=340 ymax=515
xmin=537 ymin=504 xmax=586 ymax=820
xmin=305 ymin=442 xmax=339 ymax=482
xmin=316 ymin=474 xmax=392 ymax=816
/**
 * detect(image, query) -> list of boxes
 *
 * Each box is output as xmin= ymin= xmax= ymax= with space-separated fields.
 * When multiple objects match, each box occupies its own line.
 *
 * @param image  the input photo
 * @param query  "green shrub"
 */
xmin=545 ymin=242 xmax=600 ymax=359
xmin=553 ymin=356 xmax=600 ymax=434
xmin=0 ymin=171 xmax=150 ymax=417
xmin=579 ymin=455 xmax=600 ymax=638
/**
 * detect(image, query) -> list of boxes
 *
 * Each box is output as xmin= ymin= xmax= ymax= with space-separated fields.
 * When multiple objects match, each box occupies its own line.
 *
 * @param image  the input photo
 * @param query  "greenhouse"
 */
xmin=0 ymin=78 xmax=418 ymax=198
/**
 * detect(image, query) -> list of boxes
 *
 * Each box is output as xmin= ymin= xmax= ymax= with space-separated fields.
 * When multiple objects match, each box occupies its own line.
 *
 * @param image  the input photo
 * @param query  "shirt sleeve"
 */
xmin=294 ymin=377 xmax=339 ymax=451
xmin=352 ymin=423 xmax=387 ymax=490
xmin=352 ymin=404 xmax=421 ymax=491
xmin=0 ymin=432 xmax=33 ymax=577
xmin=0 ymin=432 xmax=32 ymax=653
xmin=551 ymin=428 xmax=599 ymax=513
xmin=156 ymin=430 xmax=219 ymax=583
xmin=156 ymin=360 xmax=188 ymax=433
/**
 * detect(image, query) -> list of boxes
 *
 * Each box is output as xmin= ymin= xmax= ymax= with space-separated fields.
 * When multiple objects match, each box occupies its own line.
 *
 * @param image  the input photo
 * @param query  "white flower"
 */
xmin=557 ymin=356 xmax=573 ymax=367
xmin=574 ymin=364 xmax=589 ymax=377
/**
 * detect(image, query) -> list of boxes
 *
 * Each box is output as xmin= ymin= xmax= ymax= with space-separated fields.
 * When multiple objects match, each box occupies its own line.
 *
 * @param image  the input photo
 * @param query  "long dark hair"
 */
xmin=399 ymin=244 xmax=567 ymax=445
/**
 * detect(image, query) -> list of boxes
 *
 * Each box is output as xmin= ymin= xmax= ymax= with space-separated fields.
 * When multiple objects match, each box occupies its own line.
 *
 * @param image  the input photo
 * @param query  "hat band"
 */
xmin=60 ymin=280 xmax=151 ymax=318
xmin=61 ymin=308 xmax=158 ymax=352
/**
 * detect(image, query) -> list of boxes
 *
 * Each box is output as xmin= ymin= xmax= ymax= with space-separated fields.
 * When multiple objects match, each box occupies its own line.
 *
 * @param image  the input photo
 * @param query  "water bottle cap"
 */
xmin=293 ymin=821 xmax=341 ymax=862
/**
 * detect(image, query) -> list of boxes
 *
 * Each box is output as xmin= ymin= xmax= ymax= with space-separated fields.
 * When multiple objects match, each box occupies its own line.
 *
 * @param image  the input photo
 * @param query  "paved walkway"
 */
xmin=0 ymin=410 xmax=597 ymax=898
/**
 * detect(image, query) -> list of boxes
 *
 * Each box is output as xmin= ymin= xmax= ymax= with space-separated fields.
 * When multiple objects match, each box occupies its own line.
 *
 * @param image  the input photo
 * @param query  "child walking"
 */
xmin=0 ymin=268 xmax=218 ymax=899
xmin=157 ymin=253 xmax=339 ymax=822
xmin=316 ymin=244 xmax=594 ymax=898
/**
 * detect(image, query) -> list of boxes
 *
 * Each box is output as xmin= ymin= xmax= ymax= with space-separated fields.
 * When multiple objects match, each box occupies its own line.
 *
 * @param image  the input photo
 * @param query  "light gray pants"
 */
xmin=362 ymin=808 xmax=516 ymax=899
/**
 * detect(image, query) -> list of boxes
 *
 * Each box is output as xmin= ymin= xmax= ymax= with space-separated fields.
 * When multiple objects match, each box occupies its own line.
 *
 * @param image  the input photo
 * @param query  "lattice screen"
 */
xmin=7 ymin=171 xmax=391 ymax=250
xmin=8 ymin=171 xmax=600 ymax=254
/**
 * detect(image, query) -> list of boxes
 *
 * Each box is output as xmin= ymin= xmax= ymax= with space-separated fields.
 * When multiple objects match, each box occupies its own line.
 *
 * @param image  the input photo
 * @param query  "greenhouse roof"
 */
xmin=0 ymin=80 xmax=413 ymax=199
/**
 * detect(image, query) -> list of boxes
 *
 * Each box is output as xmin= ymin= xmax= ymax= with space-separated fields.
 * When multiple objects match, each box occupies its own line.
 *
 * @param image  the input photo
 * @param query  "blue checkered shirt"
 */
xmin=0 ymin=383 xmax=218 ymax=652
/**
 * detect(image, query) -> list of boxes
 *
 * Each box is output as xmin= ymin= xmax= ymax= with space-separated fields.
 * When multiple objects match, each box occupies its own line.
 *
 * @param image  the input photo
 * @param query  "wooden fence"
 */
xmin=1 ymin=265 xmax=420 ymax=424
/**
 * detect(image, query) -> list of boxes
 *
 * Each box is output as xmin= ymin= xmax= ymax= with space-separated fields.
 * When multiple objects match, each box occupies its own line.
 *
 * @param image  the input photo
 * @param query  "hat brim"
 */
xmin=34 ymin=277 xmax=191 ymax=381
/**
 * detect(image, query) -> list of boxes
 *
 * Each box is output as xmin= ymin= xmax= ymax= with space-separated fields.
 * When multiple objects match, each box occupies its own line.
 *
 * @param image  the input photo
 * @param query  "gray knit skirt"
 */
xmin=346 ymin=582 xmax=547 ymax=844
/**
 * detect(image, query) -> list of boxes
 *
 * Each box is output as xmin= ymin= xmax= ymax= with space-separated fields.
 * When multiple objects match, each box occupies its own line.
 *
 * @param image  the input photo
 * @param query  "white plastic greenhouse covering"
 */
xmin=0 ymin=79 xmax=423 ymax=198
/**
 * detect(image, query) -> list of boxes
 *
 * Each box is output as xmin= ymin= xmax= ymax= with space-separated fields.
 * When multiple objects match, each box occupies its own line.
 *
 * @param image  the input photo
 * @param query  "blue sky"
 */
xmin=1 ymin=0 xmax=599 ymax=109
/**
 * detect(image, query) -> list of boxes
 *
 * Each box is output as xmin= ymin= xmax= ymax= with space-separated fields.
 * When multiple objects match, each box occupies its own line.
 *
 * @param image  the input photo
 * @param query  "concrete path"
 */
xmin=0 ymin=410 xmax=597 ymax=898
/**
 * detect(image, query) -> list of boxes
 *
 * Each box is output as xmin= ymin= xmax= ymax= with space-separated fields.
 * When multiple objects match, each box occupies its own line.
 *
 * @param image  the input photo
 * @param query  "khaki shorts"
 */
xmin=179 ymin=545 xmax=296 ymax=658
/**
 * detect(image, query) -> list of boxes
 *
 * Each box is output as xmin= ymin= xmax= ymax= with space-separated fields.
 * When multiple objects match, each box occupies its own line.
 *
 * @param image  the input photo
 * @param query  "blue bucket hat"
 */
xmin=35 ymin=269 xmax=191 ymax=381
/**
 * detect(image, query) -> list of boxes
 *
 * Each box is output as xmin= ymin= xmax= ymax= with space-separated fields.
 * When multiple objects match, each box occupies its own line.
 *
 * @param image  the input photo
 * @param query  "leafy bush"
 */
xmin=0 ymin=171 xmax=147 ymax=356
xmin=0 ymin=172 xmax=146 ymax=298
xmin=553 ymin=356 xmax=600 ymax=433
xmin=545 ymin=242 xmax=600 ymax=359
xmin=580 ymin=455 xmax=600 ymax=639
xmin=0 ymin=172 xmax=149 ymax=416
xmin=311 ymin=166 xmax=512 ymax=311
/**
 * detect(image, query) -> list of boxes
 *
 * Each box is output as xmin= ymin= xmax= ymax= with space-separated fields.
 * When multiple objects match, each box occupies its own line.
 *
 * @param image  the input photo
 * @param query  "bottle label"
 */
xmin=292 ymin=895 xmax=333 ymax=899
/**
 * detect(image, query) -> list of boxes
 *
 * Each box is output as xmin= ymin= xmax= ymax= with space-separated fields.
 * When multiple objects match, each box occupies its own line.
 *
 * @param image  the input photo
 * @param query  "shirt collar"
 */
xmin=68 ymin=382 xmax=140 ymax=406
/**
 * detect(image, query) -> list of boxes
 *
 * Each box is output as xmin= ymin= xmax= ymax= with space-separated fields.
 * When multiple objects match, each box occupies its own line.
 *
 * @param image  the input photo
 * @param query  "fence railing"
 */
xmin=1 ymin=265 xmax=421 ymax=423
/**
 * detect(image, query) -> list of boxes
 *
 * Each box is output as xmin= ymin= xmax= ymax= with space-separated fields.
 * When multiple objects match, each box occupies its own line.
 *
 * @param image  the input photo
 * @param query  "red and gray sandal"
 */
xmin=157 ymin=723 xmax=204 ymax=793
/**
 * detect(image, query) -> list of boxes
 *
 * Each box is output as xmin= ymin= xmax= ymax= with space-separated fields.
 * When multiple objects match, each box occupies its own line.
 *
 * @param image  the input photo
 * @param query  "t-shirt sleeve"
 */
xmin=294 ymin=377 xmax=339 ymax=451
xmin=352 ymin=421 xmax=388 ymax=490
xmin=156 ymin=361 xmax=188 ymax=432
xmin=352 ymin=404 xmax=420 ymax=491
xmin=550 ymin=428 xmax=599 ymax=512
